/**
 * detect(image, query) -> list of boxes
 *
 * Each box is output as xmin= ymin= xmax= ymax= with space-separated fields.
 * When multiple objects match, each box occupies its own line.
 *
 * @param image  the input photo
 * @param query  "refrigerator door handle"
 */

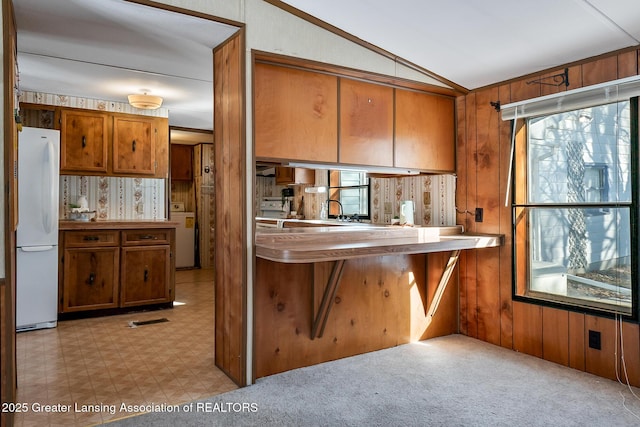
xmin=43 ymin=139 xmax=56 ymax=234
xmin=19 ymin=245 xmax=55 ymax=252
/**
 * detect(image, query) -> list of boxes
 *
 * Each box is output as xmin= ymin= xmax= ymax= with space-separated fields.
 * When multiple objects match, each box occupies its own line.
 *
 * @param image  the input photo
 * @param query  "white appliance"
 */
xmin=260 ymin=197 xmax=288 ymax=218
xmin=400 ymin=200 xmax=415 ymax=225
xmin=171 ymin=202 xmax=195 ymax=268
xmin=16 ymin=127 xmax=60 ymax=332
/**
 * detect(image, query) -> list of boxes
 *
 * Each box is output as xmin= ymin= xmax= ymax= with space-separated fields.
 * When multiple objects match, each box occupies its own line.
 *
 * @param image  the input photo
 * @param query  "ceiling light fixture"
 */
xmin=128 ymin=92 xmax=163 ymax=110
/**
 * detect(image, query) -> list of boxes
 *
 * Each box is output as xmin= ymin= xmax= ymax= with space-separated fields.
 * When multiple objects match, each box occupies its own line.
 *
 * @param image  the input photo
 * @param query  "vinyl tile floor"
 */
xmin=14 ymin=268 xmax=237 ymax=427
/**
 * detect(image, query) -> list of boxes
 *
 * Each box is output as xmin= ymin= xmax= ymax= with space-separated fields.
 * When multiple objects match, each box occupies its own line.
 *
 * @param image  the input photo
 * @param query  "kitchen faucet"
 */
xmin=326 ymin=199 xmax=343 ymax=220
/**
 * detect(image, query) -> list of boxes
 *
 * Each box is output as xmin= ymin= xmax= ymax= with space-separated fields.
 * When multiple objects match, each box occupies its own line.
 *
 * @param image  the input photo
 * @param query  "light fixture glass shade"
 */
xmin=128 ymin=93 xmax=163 ymax=110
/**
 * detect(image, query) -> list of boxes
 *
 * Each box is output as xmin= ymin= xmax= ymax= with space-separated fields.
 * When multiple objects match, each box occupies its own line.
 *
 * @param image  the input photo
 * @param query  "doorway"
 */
xmin=7 ymin=0 xmax=244 ymax=421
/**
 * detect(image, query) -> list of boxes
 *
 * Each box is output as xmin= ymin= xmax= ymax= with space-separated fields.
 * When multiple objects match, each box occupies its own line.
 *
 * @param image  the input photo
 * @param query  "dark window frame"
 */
xmin=327 ymin=170 xmax=371 ymax=220
xmin=512 ymin=98 xmax=639 ymax=320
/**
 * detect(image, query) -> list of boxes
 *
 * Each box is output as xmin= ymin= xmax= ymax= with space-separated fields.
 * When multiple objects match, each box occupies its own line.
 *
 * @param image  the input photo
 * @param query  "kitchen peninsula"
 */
xmin=254 ymin=225 xmax=503 ymax=378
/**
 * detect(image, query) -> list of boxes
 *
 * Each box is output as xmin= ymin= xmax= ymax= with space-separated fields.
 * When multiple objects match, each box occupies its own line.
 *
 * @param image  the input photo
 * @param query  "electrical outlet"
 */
xmin=588 ymin=330 xmax=601 ymax=350
xmin=136 ymin=203 xmax=144 ymax=214
xmin=384 ymin=202 xmax=392 ymax=215
xmin=475 ymin=207 xmax=483 ymax=222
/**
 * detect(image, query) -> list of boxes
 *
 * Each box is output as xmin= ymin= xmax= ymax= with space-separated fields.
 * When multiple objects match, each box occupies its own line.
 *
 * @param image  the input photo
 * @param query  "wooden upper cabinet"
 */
xmin=254 ymin=62 xmax=338 ymax=162
xmin=171 ymin=144 xmax=193 ymax=181
xmin=275 ymin=167 xmax=314 ymax=185
xmin=60 ymin=109 xmax=109 ymax=174
xmin=153 ymin=117 xmax=169 ymax=178
xmin=112 ymin=116 xmax=156 ymax=175
xmin=395 ymin=89 xmax=455 ymax=172
xmin=339 ymin=78 xmax=393 ymax=167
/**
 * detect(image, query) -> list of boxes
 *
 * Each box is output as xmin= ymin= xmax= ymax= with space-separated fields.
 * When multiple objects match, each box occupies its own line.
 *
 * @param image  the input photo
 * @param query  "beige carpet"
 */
xmin=107 ymin=334 xmax=640 ymax=426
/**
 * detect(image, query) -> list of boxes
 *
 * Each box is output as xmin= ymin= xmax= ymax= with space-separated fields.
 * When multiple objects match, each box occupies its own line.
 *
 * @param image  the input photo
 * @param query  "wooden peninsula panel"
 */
xmin=254 ymin=253 xmax=458 ymax=378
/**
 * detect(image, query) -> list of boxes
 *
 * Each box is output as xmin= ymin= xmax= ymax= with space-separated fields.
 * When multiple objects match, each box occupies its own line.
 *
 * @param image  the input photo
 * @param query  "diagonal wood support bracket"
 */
xmin=311 ymin=259 xmax=346 ymax=339
xmin=425 ymin=250 xmax=460 ymax=330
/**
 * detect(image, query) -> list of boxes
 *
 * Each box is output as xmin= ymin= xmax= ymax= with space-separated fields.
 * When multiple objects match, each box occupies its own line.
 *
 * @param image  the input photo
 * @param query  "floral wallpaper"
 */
xmin=20 ymin=91 xmax=168 ymax=118
xmin=60 ymin=176 xmax=166 ymax=220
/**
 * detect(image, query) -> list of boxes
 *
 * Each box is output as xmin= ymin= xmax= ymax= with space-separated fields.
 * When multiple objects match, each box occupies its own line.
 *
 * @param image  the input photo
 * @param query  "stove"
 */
xmin=259 ymin=197 xmax=289 ymax=218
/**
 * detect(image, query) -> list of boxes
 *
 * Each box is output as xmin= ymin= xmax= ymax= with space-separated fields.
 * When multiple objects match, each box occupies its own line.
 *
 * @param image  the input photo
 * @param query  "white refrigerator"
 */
xmin=16 ymin=127 xmax=60 ymax=332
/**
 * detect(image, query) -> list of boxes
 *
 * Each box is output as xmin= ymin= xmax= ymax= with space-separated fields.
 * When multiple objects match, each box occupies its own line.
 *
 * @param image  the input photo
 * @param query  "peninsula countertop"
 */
xmin=255 ymin=225 xmax=503 ymax=263
xmin=59 ymin=219 xmax=179 ymax=230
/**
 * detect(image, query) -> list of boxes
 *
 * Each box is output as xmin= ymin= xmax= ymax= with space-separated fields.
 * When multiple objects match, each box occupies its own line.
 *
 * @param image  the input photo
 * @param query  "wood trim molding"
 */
xmin=214 ymin=29 xmax=247 ymax=386
xmin=124 ymin=0 xmax=244 ymax=29
xmin=254 ymin=50 xmax=461 ymax=98
xmin=471 ymin=45 xmax=640 ymax=93
xmin=261 ymin=0 xmax=468 ymax=95
xmin=2 ymin=0 xmax=17 ymax=421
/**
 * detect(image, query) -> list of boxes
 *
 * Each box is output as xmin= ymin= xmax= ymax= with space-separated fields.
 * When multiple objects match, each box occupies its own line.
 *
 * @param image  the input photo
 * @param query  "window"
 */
xmin=327 ymin=170 xmax=370 ymax=219
xmin=514 ymin=99 xmax=637 ymax=316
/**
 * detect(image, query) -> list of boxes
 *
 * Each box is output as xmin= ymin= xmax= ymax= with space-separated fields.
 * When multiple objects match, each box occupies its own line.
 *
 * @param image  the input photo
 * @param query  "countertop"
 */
xmin=255 ymin=225 xmax=503 ymax=263
xmin=256 ymin=217 xmax=375 ymax=227
xmin=59 ymin=219 xmax=179 ymax=230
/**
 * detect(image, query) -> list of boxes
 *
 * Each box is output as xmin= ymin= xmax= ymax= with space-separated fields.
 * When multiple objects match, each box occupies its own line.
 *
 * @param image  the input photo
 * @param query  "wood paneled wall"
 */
xmin=214 ymin=31 xmax=246 ymax=386
xmin=456 ymin=47 xmax=640 ymax=386
xmin=254 ymin=252 xmax=458 ymax=378
xmin=2 ymin=0 xmax=17 ymax=424
xmin=188 ymin=143 xmax=216 ymax=269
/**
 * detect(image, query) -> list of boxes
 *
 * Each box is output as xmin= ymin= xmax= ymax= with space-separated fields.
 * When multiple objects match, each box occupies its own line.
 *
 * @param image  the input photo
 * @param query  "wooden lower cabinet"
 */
xmin=59 ymin=227 xmax=174 ymax=314
xmin=120 ymin=246 xmax=171 ymax=307
xmin=62 ymin=247 xmax=119 ymax=312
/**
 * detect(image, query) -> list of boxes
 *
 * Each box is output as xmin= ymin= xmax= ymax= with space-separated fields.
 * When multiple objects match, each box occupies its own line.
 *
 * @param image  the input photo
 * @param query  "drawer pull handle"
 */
xmin=139 ymin=235 xmax=156 ymax=240
xmin=144 ymin=269 xmax=149 ymax=282
xmin=83 ymin=236 xmax=99 ymax=241
xmin=87 ymin=273 xmax=95 ymax=286
xmin=132 ymin=139 xmax=136 ymax=152
xmin=82 ymin=135 xmax=86 ymax=148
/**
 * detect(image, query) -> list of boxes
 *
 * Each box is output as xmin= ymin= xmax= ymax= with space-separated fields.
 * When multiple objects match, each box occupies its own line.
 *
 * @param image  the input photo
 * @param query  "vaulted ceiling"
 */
xmin=14 ymin=0 xmax=640 ymax=132
xmin=280 ymin=0 xmax=640 ymax=90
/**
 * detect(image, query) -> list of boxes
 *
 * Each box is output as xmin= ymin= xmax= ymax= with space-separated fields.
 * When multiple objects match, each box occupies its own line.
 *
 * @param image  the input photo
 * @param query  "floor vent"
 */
xmin=128 ymin=318 xmax=169 ymax=328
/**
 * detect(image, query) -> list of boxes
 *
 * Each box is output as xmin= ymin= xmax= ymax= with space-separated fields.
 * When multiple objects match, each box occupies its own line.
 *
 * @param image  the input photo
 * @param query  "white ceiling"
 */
xmin=14 ymin=0 xmax=640 ymax=134
xmin=14 ymin=0 xmax=237 ymax=131
xmin=281 ymin=0 xmax=640 ymax=90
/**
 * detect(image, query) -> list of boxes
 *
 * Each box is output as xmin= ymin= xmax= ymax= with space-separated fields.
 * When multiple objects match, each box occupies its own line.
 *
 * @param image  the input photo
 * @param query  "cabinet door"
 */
xmin=171 ymin=144 xmax=193 ymax=181
xmin=120 ymin=245 xmax=170 ymax=307
xmin=113 ymin=116 xmax=155 ymax=175
xmin=275 ymin=166 xmax=294 ymax=185
xmin=275 ymin=167 xmax=314 ymax=185
xmin=255 ymin=62 xmax=338 ymax=162
xmin=339 ymin=78 xmax=393 ymax=167
xmin=60 ymin=109 xmax=109 ymax=174
xmin=62 ymin=247 xmax=119 ymax=312
xmin=395 ymin=89 xmax=455 ymax=172
xmin=154 ymin=117 xmax=170 ymax=178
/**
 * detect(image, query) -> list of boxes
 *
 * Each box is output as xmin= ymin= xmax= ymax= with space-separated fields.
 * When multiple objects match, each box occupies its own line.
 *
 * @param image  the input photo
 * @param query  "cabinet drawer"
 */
xmin=122 ymin=229 xmax=171 ymax=246
xmin=64 ymin=230 xmax=120 ymax=247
